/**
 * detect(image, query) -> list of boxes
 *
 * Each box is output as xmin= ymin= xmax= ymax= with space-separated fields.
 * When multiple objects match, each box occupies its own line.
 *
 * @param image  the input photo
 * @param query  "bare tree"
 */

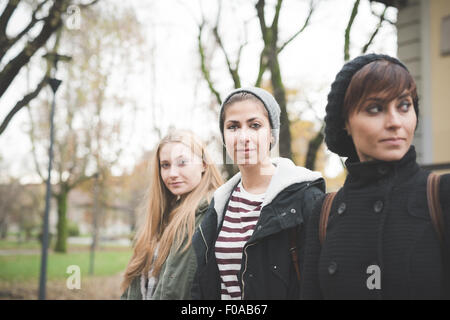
xmin=196 ymin=0 xmax=316 ymax=177
xmin=0 ymin=0 xmax=99 ymax=135
xmin=28 ymin=3 xmax=145 ymax=253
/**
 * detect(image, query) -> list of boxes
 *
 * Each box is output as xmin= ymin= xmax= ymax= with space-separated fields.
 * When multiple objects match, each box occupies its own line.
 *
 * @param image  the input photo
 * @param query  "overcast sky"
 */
xmin=0 ymin=0 xmax=398 ymax=182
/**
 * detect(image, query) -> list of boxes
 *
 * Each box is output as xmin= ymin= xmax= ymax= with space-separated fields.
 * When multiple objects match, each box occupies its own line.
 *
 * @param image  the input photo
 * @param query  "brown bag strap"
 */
xmin=426 ymin=172 xmax=450 ymax=299
xmin=319 ymin=192 xmax=337 ymax=245
xmin=427 ymin=172 xmax=444 ymax=245
xmin=289 ymin=227 xmax=301 ymax=283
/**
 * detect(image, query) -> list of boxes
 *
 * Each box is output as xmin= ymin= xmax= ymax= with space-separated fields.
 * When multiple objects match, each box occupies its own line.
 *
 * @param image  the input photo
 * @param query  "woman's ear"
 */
xmin=269 ymin=139 xmax=274 ymax=151
xmin=344 ymin=122 xmax=352 ymax=136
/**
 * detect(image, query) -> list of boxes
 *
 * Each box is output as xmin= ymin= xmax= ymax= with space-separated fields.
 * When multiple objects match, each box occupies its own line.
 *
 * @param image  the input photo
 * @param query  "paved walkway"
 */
xmin=0 ymin=249 xmax=41 ymax=256
xmin=0 ymin=273 xmax=124 ymax=300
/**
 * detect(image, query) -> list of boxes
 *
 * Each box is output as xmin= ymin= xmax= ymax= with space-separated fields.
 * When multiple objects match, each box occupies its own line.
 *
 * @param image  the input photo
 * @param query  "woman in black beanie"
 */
xmin=301 ymin=54 xmax=450 ymax=300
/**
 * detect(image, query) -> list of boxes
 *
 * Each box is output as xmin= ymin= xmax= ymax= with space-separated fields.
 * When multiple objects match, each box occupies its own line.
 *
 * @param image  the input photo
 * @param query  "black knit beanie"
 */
xmin=324 ymin=53 xmax=419 ymax=160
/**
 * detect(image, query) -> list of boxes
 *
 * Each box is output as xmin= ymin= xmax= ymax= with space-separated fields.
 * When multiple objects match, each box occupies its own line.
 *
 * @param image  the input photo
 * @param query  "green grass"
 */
xmin=0 ymin=249 xmax=133 ymax=282
xmin=0 ymin=240 xmax=43 ymax=250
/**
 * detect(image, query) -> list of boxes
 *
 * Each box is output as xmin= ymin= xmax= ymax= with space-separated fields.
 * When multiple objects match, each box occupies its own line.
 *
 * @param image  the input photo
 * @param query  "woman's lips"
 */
xmin=380 ymin=137 xmax=405 ymax=145
xmin=237 ymin=148 xmax=256 ymax=152
xmin=169 ymin=182 xmax=184 ymax=187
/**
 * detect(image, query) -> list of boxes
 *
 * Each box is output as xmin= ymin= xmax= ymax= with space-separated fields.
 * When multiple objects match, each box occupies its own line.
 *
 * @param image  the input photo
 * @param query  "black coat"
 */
xmin=191 ymin=165 xmax=324 ymax=300
xmin=301 ymin=147 xmax=450 ymax=300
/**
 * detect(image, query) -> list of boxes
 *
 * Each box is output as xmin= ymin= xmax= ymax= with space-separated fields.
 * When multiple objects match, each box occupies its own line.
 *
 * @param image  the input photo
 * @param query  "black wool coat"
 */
xmin=301 ymin=147 xmax=450 ymax=300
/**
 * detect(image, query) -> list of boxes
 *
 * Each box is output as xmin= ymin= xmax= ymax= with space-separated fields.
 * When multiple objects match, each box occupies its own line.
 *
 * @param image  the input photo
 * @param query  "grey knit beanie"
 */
xmin=324 ymin=53 xmax=419 ymax=160
xmin=219 ymin=87 xmax=281 ymax=150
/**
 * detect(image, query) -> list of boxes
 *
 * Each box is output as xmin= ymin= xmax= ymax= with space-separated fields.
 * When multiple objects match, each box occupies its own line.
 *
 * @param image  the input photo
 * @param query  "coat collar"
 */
xmin=213 ymin=157 xmax=323 ymax=228
xmin=344 ymin=146 xmax=420 ymax=188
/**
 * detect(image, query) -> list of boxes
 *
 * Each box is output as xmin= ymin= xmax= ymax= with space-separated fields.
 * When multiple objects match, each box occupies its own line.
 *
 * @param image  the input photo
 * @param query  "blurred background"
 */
xmin=0 ymin=0 xmax=449 ymax=299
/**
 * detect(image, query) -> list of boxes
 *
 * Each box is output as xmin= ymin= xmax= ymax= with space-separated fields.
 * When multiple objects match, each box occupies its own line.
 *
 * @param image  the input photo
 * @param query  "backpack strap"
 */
xmin=427 ymin=172 xmax=444 ymax=244
xmin=289 ymin=227 xmax=301 ymax=283
xmin=426 ymin=172 xmax=450 ymax=299
xmin=319 ymin=192 xmax=337 ymax=245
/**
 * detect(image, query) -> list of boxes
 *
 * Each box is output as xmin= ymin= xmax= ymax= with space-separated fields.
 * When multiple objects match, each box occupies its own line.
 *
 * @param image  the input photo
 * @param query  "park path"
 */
xmin=0 ymin=272 xmax=124 ymax=300
xmin=0 ymin=249 xmax=41 ymax=256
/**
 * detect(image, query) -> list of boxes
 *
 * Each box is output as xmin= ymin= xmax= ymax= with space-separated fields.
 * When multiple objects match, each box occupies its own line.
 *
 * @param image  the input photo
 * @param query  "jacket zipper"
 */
xmin=199 ymin=225 xmax=209 ymax=264
xmin=241 ymin=242 xmax=257 ymax=300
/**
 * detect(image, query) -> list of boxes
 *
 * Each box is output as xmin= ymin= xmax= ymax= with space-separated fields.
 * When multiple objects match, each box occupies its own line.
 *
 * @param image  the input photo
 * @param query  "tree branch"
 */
xmin=0 ymin=75 xmax=48 ymax=135
xmin=198 ymin=20 xmax=222 ymax=105
xmin=0 ymin=0 xmax=68 ymax=99
xmin=255 ymin=0 xmax=268 ymax=43
xmin=362 ymin=5 xmax=388 ymax=54
xmin=77 ymin=0 xmax=100 ymax=8
xmin=254 ymin=53 xmax=268 ymax=87
xmin=270 ymin=0 xmax=283 ymax=34
xmin=254 ymin=0 xmax=269 ymax=87
xmin=344 ymin=0 xmax=360 ymax=62
xmin=0 ymin=0 xmax=19 ymax=38
xmin=68 ymin=173 xmax=95 ymax=190
xmin=1 ymin=0 xmax=50 ymax=61
xmin=212 ymin=0 xmax=241 ymax=88
xmin=278 ymin=0 xmax=315 ymax=53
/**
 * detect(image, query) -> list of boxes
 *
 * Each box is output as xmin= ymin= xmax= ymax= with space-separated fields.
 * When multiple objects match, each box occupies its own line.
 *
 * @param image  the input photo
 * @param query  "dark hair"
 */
xmin=343 ymin=60 xmax=419 ymax=120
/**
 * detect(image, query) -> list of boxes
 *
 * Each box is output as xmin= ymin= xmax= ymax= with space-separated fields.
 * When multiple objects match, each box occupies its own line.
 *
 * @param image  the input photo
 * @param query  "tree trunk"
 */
xmin=54 ymin=189 xmax=68 ymax=253
xmin=89 ymin=175 xmax=100 ymax=275
xmin=0 ymin=219 xmax=8 ymax=239
xmin=305 ymin=125 xmax=324 ymax=170
xmin=268 ymin=47 xmax=292 ymax=159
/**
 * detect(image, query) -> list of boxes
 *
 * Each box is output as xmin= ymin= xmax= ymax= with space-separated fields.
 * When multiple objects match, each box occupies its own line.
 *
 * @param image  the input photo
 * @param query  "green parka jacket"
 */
xmin=121 ymin=200 xmax=209 ymax=300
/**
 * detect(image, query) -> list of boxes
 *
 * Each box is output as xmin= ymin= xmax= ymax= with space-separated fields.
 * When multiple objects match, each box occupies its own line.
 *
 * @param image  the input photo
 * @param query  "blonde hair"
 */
xmin=121 ymin=130 xmax=223 ymax=292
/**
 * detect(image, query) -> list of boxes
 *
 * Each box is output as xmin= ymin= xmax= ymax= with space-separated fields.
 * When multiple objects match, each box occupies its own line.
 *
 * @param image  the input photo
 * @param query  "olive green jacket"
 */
xmin=121 ymin=200 xmax=209 ymax=300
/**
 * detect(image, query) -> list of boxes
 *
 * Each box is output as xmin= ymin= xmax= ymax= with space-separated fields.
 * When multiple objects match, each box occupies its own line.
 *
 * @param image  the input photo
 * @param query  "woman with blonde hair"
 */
xmin=121 ymin=130 xmax=223 ymax=299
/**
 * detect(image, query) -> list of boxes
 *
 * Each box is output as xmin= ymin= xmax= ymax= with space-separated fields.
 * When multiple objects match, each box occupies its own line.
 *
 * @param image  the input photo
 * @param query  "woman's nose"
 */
xmin=238 ymin=128 xmax=251 ymax=143
xmin=169 ymin=166 xmax=179 ymax=177
xmin=385 ymin=106 xmax=402 ymax=129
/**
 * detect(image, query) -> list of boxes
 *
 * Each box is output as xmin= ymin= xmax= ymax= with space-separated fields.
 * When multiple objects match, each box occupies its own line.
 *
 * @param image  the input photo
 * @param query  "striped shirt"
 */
xmin=215 ymin=181 xmax=265 ymax=300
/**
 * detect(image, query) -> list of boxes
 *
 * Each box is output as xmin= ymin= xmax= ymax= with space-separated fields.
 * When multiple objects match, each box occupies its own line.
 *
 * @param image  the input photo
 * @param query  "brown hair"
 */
xmin=121 ymin=130 xmax=223 ymax=292
xmin=343 ymin=60 xmax=418 ymax=120
xmin=220 ymin=92 xmax=268 ymax=129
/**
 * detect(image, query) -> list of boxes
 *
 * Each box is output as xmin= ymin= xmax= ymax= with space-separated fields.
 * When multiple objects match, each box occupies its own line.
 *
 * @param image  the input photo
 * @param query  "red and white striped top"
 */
xmin=215 ymin=181 xmax=264 ymax=300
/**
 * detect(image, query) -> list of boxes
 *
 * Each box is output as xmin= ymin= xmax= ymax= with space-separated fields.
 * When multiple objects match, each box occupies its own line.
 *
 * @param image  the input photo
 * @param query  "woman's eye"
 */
xmin=160 ymin=163 xmax=169 ymax=169
xmin=251 ymin=122 xmax=261 ymax=129
xmin=366 ymin=105 xmax=383 ymax=114
xmin=399 ymin=101 xmax=411 ymax=112
xmin=177 ymin=159 xmax=188 ymax=166
xmin=227 ymin=125 xmax=237 ymax=130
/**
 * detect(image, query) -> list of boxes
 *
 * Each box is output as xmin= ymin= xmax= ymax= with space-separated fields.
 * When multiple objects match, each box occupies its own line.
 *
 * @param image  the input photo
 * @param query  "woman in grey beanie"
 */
xmin=301 ymin=54 xmax=450 ymax=300
xmin=191 ymin=87 xmax=325 ymax=300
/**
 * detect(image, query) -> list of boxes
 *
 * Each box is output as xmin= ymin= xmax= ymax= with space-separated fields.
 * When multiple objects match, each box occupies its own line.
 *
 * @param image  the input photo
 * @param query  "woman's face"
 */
xmin=346 ymin=92 xmax=417 ymax=162
xmin=223 ymin=100 xmax=272 ymax=166
xmin=159 ymin=142 xmax=205 ymax=196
